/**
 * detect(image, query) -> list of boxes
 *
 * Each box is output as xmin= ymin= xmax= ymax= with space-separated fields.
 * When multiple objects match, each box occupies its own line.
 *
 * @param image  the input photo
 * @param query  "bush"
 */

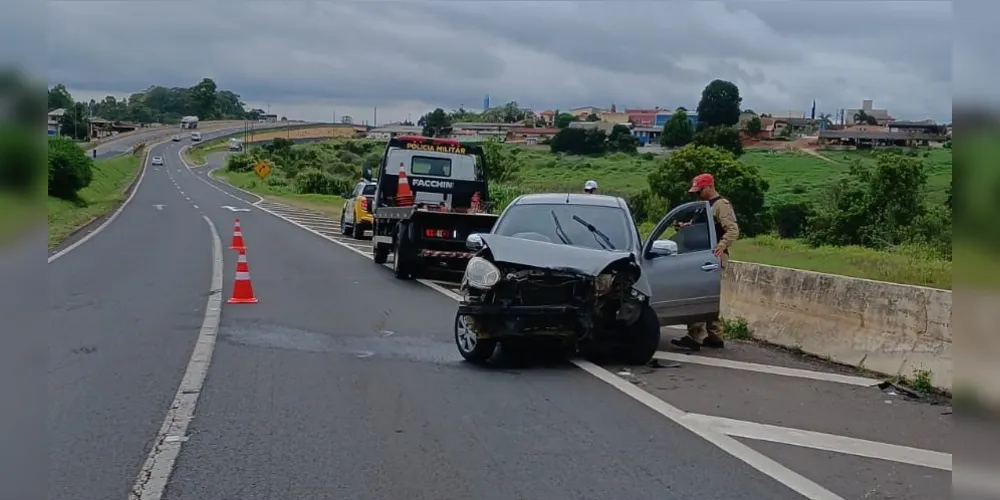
xmin=294 ymin=168 xmax=351 ymax=195
xmin=0 ymin=125 xmax=43 ymax=191
xmin=769 ymin=200 xmax=814 ymax=238
xmin=693 ymin=125 xmax=743 ymax=157
xmin=225 ymin=153 xmax=257 ymax=173
xmin=626 ymin=188 xmax=670 ymax=224
xmin=47 ymin=136 xmax=93 ymax=199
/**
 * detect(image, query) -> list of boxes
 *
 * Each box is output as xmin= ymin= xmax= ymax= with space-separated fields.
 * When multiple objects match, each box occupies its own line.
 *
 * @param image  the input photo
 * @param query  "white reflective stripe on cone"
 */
xmin=237 ymin=254 xmax=248 ymax=262
xmin=233 ymin=231 xmax=242 ymax=236
xmin=235 ymin=271 xmax=252 ymax=280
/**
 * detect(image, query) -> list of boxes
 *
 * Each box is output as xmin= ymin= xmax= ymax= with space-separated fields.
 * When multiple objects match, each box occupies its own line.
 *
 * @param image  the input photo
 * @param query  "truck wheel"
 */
xmin=621 ymin=305 xmax=661 ymax=365
xmin=455 ymin=314 xmax=496 ymax=363
xmin=352 ymin=221 xmax=365 ymax=240
xmin=372 ymin=240 xmax=388 ymax=264
xmin=393 ymin=226 xmax=413 ymax=280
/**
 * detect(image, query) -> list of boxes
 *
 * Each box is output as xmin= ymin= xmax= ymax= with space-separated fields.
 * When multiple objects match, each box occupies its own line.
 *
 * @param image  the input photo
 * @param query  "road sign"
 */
xmin=253 ymin=161 xmax=271 ymax=179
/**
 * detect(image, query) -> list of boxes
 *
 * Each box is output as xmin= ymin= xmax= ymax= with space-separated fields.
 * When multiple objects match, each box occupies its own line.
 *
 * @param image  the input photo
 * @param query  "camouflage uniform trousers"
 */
xmin=686 ymin=252 xmax=728 ymax=343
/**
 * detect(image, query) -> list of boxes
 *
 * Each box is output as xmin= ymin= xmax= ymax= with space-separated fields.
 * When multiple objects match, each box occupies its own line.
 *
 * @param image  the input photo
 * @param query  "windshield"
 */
xmin=494 ymin=203 xmax=634 ymax=251
xmin=361 ymin=184 xmax=376 ymax=195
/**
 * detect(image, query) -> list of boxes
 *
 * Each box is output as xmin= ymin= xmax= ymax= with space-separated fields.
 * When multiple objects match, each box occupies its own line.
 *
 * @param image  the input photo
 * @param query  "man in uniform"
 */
xmin=671 ymin=173 xmax=739 ymax=351
xmin=583 ymin=180 xmax=598 ymax=194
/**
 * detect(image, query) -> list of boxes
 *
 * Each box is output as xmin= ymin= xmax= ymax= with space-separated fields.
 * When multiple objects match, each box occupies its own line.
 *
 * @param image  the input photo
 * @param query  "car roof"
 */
xmin=512 ymin=192 xmax=627 ymax=209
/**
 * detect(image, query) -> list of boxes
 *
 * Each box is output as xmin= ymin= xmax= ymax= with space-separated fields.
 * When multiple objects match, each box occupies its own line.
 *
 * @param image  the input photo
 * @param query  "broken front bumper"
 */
xmin=457 ymin=302 xmax=586 ymax=339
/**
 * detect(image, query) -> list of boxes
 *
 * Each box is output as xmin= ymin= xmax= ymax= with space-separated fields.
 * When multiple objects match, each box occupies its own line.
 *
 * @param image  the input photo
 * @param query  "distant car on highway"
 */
xmin=190 ymin=132 xmax=202 ymax=141
xmin=151 ymin=156 xmax=164 ymax=166
xmin=454 ymin=193 xmax=723 ymax=365
xmin=171 ymin=135 xmax=180 ymax=142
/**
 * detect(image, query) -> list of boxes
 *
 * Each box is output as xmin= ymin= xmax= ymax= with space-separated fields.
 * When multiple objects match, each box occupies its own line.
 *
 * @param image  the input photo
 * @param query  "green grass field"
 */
xmin=515 ymin=145 xmax=953 ymax=289
xmin=212 ymin=169 xmax=345 ymax=218
xmin=47 ymin=154 xmax=142 ymax=249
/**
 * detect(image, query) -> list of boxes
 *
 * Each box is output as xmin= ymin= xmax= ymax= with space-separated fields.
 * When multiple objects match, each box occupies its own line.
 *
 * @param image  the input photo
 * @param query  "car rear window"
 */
xmin=362 ymin=184 xmax=376 ymax=195
xmin=411 ymin=156 xmax=452 ymax=177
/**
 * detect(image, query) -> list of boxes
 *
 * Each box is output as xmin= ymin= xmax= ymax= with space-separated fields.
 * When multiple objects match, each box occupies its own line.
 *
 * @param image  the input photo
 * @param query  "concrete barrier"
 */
xmin=722 ymin=261 xmax=952 ymax=391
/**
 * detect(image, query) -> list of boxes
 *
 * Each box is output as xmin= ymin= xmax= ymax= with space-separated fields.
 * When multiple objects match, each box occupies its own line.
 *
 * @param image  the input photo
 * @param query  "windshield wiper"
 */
xmin=550 ymin=210 xmax=573 ymax=245
xmin=572 ymin=215 xmax=615 ymax=250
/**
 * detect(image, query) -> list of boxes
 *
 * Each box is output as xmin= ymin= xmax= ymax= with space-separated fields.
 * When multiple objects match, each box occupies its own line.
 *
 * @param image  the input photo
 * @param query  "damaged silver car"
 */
xmin=454 ymin=193 xmax=723 ymax=365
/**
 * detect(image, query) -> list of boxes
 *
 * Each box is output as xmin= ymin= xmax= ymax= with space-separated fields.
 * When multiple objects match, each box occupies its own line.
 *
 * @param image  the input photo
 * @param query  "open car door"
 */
xmin=639 ymin=200 xmax=722 ymax=326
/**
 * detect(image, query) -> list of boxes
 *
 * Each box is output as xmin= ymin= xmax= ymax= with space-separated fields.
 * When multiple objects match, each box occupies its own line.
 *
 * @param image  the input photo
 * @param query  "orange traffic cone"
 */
xmin=396 ymin=162 xmax=413 ymax=207
xmin=227 ymin=248 xmax=258 ymax=304
xmin=230 ymin=218 xmax=246 ymax=250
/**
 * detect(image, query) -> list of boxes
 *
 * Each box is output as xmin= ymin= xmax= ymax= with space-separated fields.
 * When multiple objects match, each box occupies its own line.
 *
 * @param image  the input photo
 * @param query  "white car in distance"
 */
xmin=151 ymin=156 xmax=164 ymax=166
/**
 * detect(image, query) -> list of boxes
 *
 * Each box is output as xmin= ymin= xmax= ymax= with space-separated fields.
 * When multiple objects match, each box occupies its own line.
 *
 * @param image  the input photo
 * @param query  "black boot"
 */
xmin=670 ymin=336 xmax=701 ymax=351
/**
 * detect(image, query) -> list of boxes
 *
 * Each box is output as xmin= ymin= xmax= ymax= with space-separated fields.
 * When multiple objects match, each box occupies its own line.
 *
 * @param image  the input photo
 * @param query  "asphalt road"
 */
xmin=85 ymin=121 xmax=305 ymax=160
xmin=45 ymin=141 xmax=954 ymax=500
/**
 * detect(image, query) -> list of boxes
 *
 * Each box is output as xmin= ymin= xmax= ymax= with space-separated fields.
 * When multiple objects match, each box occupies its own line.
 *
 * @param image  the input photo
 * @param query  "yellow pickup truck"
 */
xmin=340 ymin=180 xmax=376 ymax=239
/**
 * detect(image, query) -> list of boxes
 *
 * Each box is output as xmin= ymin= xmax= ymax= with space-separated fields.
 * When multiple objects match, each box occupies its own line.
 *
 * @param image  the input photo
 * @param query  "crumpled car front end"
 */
xmin=456 ymin=235 xmax=649 ymax=343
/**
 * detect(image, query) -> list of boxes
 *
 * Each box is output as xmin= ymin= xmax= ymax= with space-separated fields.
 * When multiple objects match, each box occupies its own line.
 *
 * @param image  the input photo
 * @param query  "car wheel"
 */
xmin=339 ymin=212 xmax=350 ymax=236
xmin=372 ymin=241 xmax=388 ymax=264
xmin=352 ymin=221 xmax=365 ymax=240
xmin=455 ymin=314 xmax=496 ymax=363
xmin=392 ymin=225 xmax=414 ymax=279
xmin=621 ymin=305 xmax=661 ymax=365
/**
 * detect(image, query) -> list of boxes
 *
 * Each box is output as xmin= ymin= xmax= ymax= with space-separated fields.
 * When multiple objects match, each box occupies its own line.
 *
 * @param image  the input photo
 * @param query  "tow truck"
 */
xmin=369 ymin=136 xmax=500 ymax=280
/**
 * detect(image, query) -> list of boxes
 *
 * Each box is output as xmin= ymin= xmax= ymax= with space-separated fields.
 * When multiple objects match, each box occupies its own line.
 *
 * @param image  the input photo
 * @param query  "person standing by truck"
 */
xmin=671 ymin=173 xmax=739 ymax=351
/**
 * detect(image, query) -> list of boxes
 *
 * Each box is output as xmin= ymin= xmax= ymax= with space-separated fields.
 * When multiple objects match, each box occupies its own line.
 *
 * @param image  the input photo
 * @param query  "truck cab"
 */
xmin=369 ymin=136 xmax=499 ymax=279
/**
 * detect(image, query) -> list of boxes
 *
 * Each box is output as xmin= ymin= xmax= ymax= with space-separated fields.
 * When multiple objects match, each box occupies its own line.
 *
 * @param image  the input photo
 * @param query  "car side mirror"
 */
xmin=362 ymin=164 xmax=373 ymax=181
xmin=466 ymin=233 xmax=485 ymax=251
xmin=649 ymin=239 xmax=678 ymax=257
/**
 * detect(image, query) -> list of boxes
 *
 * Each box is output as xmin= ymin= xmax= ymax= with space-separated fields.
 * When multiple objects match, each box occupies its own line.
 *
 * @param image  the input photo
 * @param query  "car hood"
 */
xmin=479 ymin=234 xmax=636 ymax=277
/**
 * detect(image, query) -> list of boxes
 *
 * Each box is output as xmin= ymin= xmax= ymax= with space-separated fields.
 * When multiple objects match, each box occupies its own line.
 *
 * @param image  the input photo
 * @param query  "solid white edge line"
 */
xmin=572 ymin=359 xmax=846 ymax=500
xmin=682 ymin=414 xmax=951 ymax=471
xmin=129 ymin=215 xmax=223 ymax=500
xmin=653 ymin=351 xmax=882 ymax=387
xmin=48 ymin=138 xmax=169 ymax=263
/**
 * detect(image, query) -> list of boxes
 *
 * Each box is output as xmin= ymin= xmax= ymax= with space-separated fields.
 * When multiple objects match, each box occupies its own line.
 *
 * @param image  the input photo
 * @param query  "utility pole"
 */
xmin=374 ymin=107 xmax=377 ymax=127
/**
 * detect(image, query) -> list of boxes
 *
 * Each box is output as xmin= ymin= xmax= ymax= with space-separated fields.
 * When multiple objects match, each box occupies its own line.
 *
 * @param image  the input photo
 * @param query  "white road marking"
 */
xmin=129 ymin=215 xmax=223 ymax=500
xmin=653 ymin=351 xmax=883 ymax=387
xmin=152 ymin=204 xmax=165 ymax=210
xmin=572 ymin=360 xmax=846 ymax=500
xmin=221 ymin=206 xmax=251 ymax=212
xmin=682 ymin=413 xmax=951 ymax=471
xmin=48 ymin=137 xmax=170 ymax=263
xmin=187 ymin=153 xmax=933 ymax=499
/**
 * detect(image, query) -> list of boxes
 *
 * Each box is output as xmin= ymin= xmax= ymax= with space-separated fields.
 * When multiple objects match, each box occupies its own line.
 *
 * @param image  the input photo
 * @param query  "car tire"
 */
xmin=392 ymin=225 xmax=413 ymax=280
xmin=340 ymin=212 xmax=350 ymax=236
xmin=372 ymin=241 xmax=388 ymax=264
xmin=352 ymin=221 xmax=365 ymax=239
xmin=455 ymin=314 xmax=496 ymax=363
xmin=621 ymin=305 xmax=661 ymax=365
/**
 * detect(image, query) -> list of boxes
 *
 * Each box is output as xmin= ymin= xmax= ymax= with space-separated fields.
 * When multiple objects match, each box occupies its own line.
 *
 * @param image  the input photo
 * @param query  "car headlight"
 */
xmin=464 ymin=256 xmax=501 ymax=289
xmin=595 ymin=273 xmax=614 ymax=295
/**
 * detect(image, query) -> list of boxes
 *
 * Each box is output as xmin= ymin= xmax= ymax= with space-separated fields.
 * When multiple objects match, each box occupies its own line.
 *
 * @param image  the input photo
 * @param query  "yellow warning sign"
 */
xmin=253 ymin=161 xmax=271 ymax=179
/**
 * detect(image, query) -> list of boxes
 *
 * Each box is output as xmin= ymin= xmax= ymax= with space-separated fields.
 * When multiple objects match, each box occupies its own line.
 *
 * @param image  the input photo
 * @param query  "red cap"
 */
xmin=688 ymin=173 xmax=714 ymax=192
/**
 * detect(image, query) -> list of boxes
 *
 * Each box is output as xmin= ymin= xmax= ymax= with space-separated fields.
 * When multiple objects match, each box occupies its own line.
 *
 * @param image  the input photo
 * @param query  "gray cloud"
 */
xmin=47 ymin=1 xmax=957 ymax=122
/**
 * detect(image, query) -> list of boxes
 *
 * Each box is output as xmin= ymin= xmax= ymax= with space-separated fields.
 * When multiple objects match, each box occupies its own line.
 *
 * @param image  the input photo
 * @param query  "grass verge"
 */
xmin=212 ymin=169 xmax=345 ymax=218
xmin=184 ymin=141 xmax=230 ymax=166
xmin=47 ymin=154 xmax=142 ymax=249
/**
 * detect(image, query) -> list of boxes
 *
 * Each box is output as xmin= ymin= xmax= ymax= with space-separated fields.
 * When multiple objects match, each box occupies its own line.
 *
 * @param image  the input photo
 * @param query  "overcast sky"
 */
xmin=36 ymin=1 xmax=974 ymax=123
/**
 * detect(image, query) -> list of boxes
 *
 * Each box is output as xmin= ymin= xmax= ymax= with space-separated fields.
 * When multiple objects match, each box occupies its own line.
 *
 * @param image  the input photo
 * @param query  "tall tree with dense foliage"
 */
xmin=693 ymin=125 xmax=743 ymax=157
xmin=420 ymin=108 xmax=453 ymax=137
xmin=647 ymin=145 xmax=769 ymax=235
xmin=48 ymin=83 xmax=74 ymax=111
xmin=696 ymin=79 xmax=742 ymax=130
xmin=659 ymin=110 xmax=694 ymax=148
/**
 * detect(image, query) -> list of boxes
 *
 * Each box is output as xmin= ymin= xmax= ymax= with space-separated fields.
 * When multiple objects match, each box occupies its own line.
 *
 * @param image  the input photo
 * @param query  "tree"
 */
xmin=807 ymin=153 xmax=929 ymax=249
xmin=60 ymin=102 xmax=91 ymax=140
xmin=659 ymin=110 xmax=694 ymax=148
xmin=817 ymin=113 xmax=833 ymax=128
xmin=746 ymin=116 xmax=762 ymax=137
xmin=586 ymin=113 xmax=600 ymax=122
xmin=693 ymin=125 xmax=743 ymax=157
xmin=190 ymin=78 xmax=219 ymax=119
xmin=696 ymin=79 xmax=742 ymax=130
xmin=647 ymin=145 xmax=769 ymax=236
xmin=549 ymin=127 xmax=607 ymax=155
xmin=48 ymin=84 xmax=74 ymax=111
xmin=554 ymin=113 xmax=578 ymax=129
xmin=48 ymin=136 xmax=94 ymax=199
xmin=482 ymin=137 xmax=521 ymax=183
xmin=420 ymin=108 xmax=453 ymax=137
xmin=607 ymin=124 xmax=639 ymax=154
xmin=853 ymin=110 xmax=878 ymax=126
